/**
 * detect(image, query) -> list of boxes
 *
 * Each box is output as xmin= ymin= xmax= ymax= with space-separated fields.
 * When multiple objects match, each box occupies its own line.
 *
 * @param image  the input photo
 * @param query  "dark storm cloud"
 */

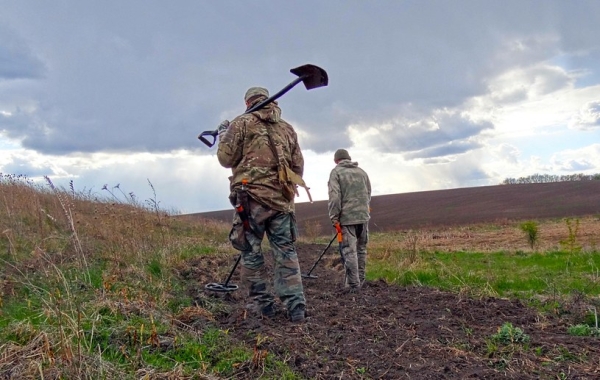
xmin=0 ymin=1 xmax=599 ymax=155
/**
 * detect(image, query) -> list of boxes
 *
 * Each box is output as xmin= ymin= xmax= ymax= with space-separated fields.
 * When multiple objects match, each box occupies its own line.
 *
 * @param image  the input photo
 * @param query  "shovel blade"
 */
xmin=290 ymin=64 xmax=328 ymax=90
xmin=302 ymin=274 xmax=318 ymax=279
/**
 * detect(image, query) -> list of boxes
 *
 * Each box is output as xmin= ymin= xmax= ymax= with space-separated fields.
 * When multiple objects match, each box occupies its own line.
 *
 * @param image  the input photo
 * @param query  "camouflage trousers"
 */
xmin=340 ymin=223 xmax=369 ymax=288
xmin=229 ymin=197 xmax=306 ymax=312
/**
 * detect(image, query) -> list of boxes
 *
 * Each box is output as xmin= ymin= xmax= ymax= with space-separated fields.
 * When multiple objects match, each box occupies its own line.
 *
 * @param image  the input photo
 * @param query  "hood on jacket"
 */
xmin=337 ymin=159 xmax=359 ymax=168
xmin=248 ymin=100 xmax=282 ymax=123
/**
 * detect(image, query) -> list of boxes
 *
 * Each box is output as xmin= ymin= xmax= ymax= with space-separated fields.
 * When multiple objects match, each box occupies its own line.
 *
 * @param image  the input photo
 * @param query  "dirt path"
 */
xmin=185 ymin=243 xmax=600 ymax=379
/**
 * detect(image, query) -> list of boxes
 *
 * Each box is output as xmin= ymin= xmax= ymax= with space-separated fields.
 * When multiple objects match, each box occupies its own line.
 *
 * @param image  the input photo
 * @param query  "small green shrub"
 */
xmin=560 ymin=218 xmax=582 ymax=254
xmin=519 ymin=221 xmax=539 ymax=250
xmin=491 ymin=322 xmax=530 ymax=344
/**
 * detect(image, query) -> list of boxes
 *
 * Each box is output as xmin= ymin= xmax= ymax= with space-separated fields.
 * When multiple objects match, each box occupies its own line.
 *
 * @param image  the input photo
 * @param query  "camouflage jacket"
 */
xmin=217 ymin=101 xmax=304 ymax=213
xmin=328 ymin=159 xmax=371 ymax=225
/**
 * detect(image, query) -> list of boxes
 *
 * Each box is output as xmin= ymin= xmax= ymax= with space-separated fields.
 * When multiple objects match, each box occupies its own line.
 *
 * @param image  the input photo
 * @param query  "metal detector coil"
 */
xmin=205 ymin=282 xmax=239 ymax=293
xmin=205 ymin=255 xmax=241 ymax=293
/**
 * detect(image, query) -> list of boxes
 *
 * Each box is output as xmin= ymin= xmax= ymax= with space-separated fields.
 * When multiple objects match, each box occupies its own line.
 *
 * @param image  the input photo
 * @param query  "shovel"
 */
xmin=198 ymin=63 xmax=328 ymax=147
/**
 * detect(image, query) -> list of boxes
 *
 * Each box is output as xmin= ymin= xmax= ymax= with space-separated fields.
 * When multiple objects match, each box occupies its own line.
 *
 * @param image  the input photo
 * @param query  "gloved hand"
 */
xmin=334 ymin=222 xmax=342 ymax=234
xmin=217 ymin=120 xmax=230 ymax=138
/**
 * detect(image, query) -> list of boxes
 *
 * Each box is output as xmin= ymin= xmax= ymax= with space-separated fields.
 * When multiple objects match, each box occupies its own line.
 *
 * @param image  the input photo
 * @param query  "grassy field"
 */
xmin=365 ymin=225 xmax=600 ymax=299
xmin=1 ymin=174 xmax=599 ymax=378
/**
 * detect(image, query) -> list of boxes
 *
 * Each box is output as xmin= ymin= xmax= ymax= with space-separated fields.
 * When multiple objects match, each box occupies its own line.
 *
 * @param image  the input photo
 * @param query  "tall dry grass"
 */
xmin=368 ymin=217 xmax=600 ymax=256
xmin=0 ymin=174 xmax=234 ymax=378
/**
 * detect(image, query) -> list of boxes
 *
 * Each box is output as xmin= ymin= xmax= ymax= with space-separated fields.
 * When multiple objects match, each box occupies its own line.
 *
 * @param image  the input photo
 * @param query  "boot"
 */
xmin=289 ymin=304 xmax=305 ymax=323
xmin=260 ymin=303 xmax=276 ymax=318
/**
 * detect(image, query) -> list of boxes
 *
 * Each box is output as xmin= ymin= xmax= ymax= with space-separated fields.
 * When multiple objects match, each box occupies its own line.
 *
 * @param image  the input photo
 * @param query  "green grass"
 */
xmin=368 ymin=249 xmax=600 ymax=298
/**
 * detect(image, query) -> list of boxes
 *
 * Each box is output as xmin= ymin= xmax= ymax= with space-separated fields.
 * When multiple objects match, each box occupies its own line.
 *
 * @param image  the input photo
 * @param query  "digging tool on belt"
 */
xmin=302 ymin=233 xmax=337 ymax=279
xmin=198 ymin=63 xmax=328 ymax=147
xmin=205 ymin=180 xmax=252 ymax=293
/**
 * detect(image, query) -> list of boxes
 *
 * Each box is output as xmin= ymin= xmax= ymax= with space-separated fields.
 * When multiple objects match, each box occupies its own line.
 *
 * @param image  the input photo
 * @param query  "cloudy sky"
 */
xmin=1 ymin=1 xmax=600 ymax=213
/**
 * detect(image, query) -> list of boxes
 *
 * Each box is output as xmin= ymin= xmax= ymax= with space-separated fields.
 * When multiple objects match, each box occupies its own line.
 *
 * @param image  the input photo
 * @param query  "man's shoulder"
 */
xmin=278 ymin=117 xmax=293 ymax=128
xmin=231 ymin=113 xmax=256 ymax=124
xmin=272 ymin=118 xmax=294 ymax=134
xmin=337 ymin=163 xmax=369 ymax=177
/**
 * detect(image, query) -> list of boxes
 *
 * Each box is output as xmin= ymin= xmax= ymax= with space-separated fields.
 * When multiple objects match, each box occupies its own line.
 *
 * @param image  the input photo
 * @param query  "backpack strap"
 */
xmin=264 ymin=124 xmax=313 ymax=202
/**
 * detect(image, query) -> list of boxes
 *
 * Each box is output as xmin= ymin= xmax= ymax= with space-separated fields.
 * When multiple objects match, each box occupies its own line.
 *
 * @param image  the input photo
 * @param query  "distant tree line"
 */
xmin=501 ymin=173 xmax=600 ymax=185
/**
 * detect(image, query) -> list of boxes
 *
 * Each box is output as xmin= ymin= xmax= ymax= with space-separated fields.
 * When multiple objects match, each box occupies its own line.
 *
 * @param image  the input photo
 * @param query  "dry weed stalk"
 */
xmin=402 ymin=230 xmax=423 ymax=266
xmin=302 ymin=219 xmax=322 ymax=241
xmin=44 ymin=177 xmax=90 ymax=281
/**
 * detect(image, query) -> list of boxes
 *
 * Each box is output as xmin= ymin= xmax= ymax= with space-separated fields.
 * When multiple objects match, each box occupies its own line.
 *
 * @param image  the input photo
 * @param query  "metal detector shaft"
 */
xmin=222 ymin=254 xmax=241 ymax=286
xmin=198 ymin=64 xmax=328 ymax=147
xmin=302 ymin=234 xmax=337 ymax=278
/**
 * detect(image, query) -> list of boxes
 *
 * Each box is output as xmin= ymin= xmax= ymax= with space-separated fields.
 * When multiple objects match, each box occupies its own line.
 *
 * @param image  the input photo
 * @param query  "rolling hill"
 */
xmin=182 ymin=181 xmax=600 ymax=235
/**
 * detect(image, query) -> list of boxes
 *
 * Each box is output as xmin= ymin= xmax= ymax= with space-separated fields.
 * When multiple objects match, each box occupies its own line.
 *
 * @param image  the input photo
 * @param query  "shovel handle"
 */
xmin=198 ymin=130 xmax=218 ymax=147
xmin=199 ymin=64 xmax=327 ymax=149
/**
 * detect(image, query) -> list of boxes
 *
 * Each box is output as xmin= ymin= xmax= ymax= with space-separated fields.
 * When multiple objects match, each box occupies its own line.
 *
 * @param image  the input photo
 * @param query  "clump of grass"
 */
xmin=567 ymin=324 xmax=600 ymax=337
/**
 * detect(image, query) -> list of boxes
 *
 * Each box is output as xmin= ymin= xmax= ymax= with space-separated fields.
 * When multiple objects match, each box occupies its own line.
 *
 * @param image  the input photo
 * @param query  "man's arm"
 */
xmin=327 ymin=169 xmax=342 ymax=225
xmin=217 ymin=118 xmax=244 ymax=169
xmin=289 ymin=129 xmax=304 ymax=177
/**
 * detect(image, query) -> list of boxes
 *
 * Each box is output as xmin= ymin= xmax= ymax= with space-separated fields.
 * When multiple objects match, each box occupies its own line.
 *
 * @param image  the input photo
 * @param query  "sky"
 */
xmin=1 ymin=1 xmax=600 ymax=214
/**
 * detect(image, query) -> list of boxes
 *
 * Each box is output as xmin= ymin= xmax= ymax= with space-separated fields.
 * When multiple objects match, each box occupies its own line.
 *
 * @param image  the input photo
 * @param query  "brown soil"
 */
xmin=182 ymin=240 xmax=600 ymax=379
xmin=179 ymin=182 xmax=600 ymax=379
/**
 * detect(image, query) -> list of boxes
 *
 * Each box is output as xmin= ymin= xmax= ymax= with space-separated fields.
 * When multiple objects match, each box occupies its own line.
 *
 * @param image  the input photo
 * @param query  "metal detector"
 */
xmin=205 ymin=254 xmax=241 ymax=293
xmin=198 ymin=63 xmax=328 ymax=147
xmin=302 ymin=233 xmax=337 ymax=279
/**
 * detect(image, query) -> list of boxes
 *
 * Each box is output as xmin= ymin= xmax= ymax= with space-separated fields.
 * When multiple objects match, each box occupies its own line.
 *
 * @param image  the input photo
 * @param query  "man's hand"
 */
xmin=217 ymin=120 xmax=230 ymax=138
xmin=334 ymin=222 xmax=342 ymax=234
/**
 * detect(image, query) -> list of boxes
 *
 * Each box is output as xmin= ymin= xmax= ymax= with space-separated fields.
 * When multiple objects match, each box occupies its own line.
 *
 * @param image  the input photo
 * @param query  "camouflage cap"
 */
xmin=334 ymin=149 xmax=351 ymax=161
xmin=244 ymin=87 xmax=269 ymax=102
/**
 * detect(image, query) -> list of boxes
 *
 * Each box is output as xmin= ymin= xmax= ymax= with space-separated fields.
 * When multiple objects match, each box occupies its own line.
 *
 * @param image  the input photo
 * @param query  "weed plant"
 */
xmin=519 ymin=221 xmax=539 ymax=250
xmin=560 ymin=218 xmax=582 ymax=254
xmin=491 ymin=322 xmax=530 ymax=344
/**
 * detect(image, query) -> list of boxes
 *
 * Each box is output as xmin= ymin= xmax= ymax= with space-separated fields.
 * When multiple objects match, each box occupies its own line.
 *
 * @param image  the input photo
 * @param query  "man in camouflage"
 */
xmin=216 ymin=86 xmax=307 ymax=322
xmin=328 ymin=149 xmax=371 ymax=292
